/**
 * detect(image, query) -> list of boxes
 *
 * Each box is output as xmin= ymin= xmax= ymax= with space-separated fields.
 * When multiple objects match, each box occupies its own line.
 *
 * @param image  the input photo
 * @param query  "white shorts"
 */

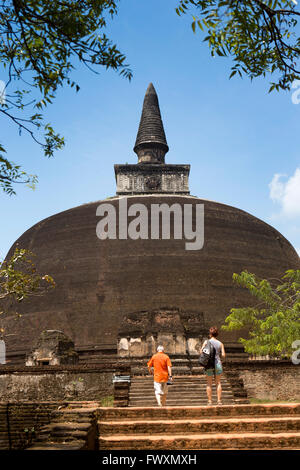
xmin=154 ymin=381 xmax=168 ymax=396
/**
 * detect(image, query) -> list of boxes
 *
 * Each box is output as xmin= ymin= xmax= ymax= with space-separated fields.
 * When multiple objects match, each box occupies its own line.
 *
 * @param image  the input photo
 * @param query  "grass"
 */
xmin=100 ymin=395 xmax=114 ymax=407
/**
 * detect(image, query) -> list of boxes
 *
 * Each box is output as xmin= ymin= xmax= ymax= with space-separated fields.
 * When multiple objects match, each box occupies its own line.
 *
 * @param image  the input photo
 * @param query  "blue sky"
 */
xmin=0 ymin=0 xmax=300 ymax=259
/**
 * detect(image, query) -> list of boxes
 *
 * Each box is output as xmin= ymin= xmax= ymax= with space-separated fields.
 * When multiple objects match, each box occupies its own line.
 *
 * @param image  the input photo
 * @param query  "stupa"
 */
xmin=1 ymin=84 xmax=299 ymax=363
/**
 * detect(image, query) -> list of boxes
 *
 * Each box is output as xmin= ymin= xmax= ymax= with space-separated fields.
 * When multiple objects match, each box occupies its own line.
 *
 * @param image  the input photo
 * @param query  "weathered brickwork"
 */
xmin=2 ymin=195 xmax=299 ymax=360
xmin=0 ymin=366 xmax=114 ymax=402
xmin=114 ymin=382 xmax=130 ymax=407
xmin=0 ymin=402 xmax=58 ymax=450
xmin=224 ymin=362 xmax=300 ymax=401
xmin=0 ymin=362 xmax=297 ymax=403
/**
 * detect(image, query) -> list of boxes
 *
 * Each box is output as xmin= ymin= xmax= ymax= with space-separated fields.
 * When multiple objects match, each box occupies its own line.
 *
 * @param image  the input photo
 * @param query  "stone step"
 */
xmin=47 ymin=431 xmax=91 ymax=442
xmin=49 ymin=416 xmax=96 ymax=424
xmin=99 ymin=432 xmax=300 ymax=450
xmin=130 ymin=382 xmax=232 ymax=388
xmin=34 ymin=421 xmax=94 ymax=443
xmin=128 ymin=401 xmax=235 ymax=407
xmin=129 ymin=392 xmax=233 ymax=398
xmin=129 ymin=395 xmax=233 ymax=406
xmin=130 ymin=378 xmax=221 ymax=382
xmin=34 ymin=435 xmax=51 ymax=443
xmin=98 ymin=416 xmax=300 ymax=435
xmin=130 ymin=384 xmax=232 ymax=390
xmin=130 ymin=387 xmax=231 ymax=392
xmin=130 ymin=383 xmax=220 ymax=387
xmin=60 ymin=403 xmax=99 ymax=410
xmin=43 ymin=422 xmax=92 ymax=432
xmin=131 ymin=377 xmax=210 ymax=381
xmin=131 ymin=378 xmax=223 ymax=383
xmin=132 ymin=379 xmax=223 ymax=382
xmin=133 ymin=380 xmax=224 ymax=383
xmin=26 ymin=440 xmax=87 ymax=450
xmin=132 ymin=375 xmax=206 ymax=379
xmin=26 ymin=403 xmax=98 ymax=450
xmin=131 ymin=376 xmax=227 ymax=380
xmin=53 ymin=407 xmax=98 ymax=412
xmin=129 ymin=373 xmax=234 ymax=407
xmin=35 ymin=424 xmax=92 ymax=443
xmin=129 ymin=374 xmax=239 ymax=406
xmin=130 ymin=383 xmax=228 ymax=389
xmin=36 ymin=432 xmax=89 ymax=443
xmin=233 ymin=399 xmax=251 ymax=405
xmin=129 ymin=390 xmax=233 ymax=396
xmin=129 ymin=395 xmax=234 ymax=402
xmin=132 ymin=368 xmax=192 ymax=375
xmin=131 ymin=380 xmax=230 ymax=384
xmin=129 ymin=387 xmax=233 ymax=393
xmin=99 ymin=404 xmax=300 ymax=420
xmin=121 ymin=359 xmax=247 ymax=367
xmin=51 ymin=408 xmax=98 ymax=419
xmin=129 ymin=397 xmax=234 ymax=403
xmin=129 ymin=396 xmax=234 ymax=402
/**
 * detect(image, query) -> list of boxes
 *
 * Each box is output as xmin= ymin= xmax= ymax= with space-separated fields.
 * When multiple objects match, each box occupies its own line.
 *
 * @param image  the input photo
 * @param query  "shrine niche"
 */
xmin=117 ymin=307 xmax=207 ymax=357
xmin=26 ymin=330 xmax=78 ymax=366
xmin=145 ymin=175 xmax=161 ymax=191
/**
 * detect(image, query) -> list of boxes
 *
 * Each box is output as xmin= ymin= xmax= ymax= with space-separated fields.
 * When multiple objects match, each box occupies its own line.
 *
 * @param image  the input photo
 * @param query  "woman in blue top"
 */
xmin=200 ymin=326 xmax=226 ymax=406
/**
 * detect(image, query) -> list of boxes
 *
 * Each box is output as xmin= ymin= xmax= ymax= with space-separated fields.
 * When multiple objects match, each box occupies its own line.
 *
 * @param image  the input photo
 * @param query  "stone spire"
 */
xmin=134 ymin=83 xmax=169 ymax=164
xmin=114 ymin=83 xmax=190 ymax=195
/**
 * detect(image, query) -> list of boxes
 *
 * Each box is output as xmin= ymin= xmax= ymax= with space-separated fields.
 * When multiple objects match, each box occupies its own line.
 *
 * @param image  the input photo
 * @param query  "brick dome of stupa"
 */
xmin=2 ymin=85 xmax=299 ymax=361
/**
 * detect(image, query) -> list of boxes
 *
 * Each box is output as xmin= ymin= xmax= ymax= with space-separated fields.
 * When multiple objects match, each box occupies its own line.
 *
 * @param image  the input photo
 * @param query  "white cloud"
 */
xmin=269 ymin=168 xmax=300 ymax=217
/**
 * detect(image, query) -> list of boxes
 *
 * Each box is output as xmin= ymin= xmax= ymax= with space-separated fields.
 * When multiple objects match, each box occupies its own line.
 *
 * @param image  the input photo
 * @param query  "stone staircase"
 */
xmin=98 ymin=403 xmax=300 ymax=450
xmin=129 ymin=375 xmax=237 ymax=407
xmin=27 ymin=402 xmax=99 ymax=450
xmin=120 ymin=353 xmax=249 ymax=376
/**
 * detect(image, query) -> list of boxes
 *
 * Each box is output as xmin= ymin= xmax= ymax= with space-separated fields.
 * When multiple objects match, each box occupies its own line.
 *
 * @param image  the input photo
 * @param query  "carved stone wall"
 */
xmin=115 ymin=164 xmax=190 ymax=195
xmin=0 ymin=365 xmax=116 ymax=401
xmin=117 ymin=308 xmax=206 ymax=357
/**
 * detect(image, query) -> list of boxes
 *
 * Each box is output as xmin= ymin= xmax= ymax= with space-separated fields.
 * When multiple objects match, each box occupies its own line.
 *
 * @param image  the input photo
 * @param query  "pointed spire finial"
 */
xmin=134 ymin=83 xmax=169 ymax=163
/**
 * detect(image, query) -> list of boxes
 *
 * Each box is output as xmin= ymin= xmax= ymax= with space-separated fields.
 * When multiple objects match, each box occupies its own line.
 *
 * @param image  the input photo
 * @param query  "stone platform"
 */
xmin=98 ymin=403 xmax=300 ymax=450
xmin=4 ymin=401 xmax=300 ymax=450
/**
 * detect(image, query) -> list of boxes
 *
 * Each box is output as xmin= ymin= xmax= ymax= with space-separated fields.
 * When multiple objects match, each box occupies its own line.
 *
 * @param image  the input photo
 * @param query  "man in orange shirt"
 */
xmin=147 ymin=345 xmax=172 ymax=407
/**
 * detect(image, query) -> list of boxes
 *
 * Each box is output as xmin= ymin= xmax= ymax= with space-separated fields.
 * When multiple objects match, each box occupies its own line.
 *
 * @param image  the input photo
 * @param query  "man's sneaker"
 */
xmin=207 ymin=401 xmax=213 ymax=406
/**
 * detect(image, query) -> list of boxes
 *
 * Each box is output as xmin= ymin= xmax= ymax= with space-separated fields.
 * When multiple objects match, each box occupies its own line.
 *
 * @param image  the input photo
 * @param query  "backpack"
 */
xmin=198 ymin=339 xmax=216 ymax=369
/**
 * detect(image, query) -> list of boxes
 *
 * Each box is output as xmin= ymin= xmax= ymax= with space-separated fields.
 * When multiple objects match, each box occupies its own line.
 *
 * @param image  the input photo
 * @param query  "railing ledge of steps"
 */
xmin=112 ymin=367 xmax=131 ymax=407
